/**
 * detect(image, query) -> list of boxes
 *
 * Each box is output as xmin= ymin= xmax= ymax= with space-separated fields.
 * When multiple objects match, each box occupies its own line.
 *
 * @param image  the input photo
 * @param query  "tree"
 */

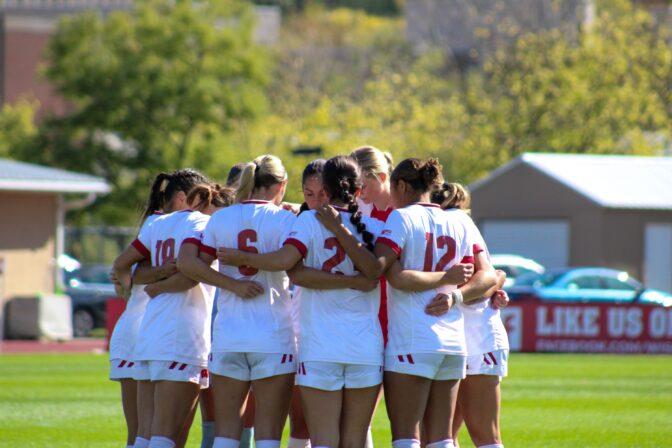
xmin=33 ymin=0 xmax=268 ymax=224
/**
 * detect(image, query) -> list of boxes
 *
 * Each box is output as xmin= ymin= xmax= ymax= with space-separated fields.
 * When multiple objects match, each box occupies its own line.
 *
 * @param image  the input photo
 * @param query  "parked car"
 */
xmin=507 ymin=267 xmax=672 ymax=307
xmin=62 ymin=262 xmax=116 ymax=337
xmin=490 ymin=254 xmax=545 ymax=288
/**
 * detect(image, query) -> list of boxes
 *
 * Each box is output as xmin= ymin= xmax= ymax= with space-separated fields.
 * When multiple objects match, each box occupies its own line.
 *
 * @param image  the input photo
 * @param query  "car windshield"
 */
xmin=515 ymin=271 xmax=564 ymax=287
xmin=71 ymin=266 xmax=113 ymax=284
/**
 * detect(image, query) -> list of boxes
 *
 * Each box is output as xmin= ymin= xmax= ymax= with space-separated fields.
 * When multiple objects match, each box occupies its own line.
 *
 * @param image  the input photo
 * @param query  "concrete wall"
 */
xmin=0 ymin=192 xmax=57 ymax=297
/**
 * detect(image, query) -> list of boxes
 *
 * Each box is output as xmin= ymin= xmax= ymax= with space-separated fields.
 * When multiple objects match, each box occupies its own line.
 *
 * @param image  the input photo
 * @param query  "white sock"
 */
xmin=201 ymin=421 xmax=215 ymax=448
xmin=287 ymin=438 xmax=311 ymax=448
xmin=478 ymin=445 xmax=504 ymax=448
xmin=134 ymin=437 xmax=150 ymax=448
xmin=365 ymin=426 xmax=374 ymax=448
xmin=392 ymin=440 xmax=421 ymax=448
xmin=240 ymin=428 xmax=254 ymax=448
xmin=148 ymin=436 xmax=175 ymax=448
xmin=255 ymin=441 xmax=281 ymax=448
xmin=427 ymin=440 xmax=454 ymax=448
xmin=213 ymin=438 xmax=240 ymax=448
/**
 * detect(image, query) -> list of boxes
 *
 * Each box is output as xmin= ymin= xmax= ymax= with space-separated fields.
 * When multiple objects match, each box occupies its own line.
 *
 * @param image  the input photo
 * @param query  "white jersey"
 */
xmin=132 ymin=210 xmax=215 ymax=367
xmin=109 ymin=213 xmax=163 ymax=361
xmin=284 ymin=207 xmax=384 ymax=365
xmin=453 ymin=211 xmax=509 ymax=355
xmin=201 ymin=200 xmax=296 ymax=355
xmin=378 ymin=203 xmax=474 ymax=355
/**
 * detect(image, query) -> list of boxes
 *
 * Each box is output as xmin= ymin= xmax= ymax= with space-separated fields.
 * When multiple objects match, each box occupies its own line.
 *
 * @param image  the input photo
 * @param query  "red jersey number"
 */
xmin=321 ymin=237 xmax=346 ymax=274
xmin=422 ymin=232 xmax=457 ymax=272
xmin=154 ymin=238 xmax=176 ymax=266
xmin=238 ymin=229 xmax=259 ymax=276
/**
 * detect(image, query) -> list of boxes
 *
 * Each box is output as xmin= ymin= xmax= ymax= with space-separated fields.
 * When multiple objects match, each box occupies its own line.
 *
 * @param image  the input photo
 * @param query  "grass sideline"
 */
xmin=0 ymin=353 xmax=671 ymax=447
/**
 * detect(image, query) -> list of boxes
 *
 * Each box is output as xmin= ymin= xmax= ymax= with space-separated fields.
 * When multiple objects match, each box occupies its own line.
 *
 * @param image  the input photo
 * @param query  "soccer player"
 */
xmin=436 ymin=184 xmax=510 ymax=448
xmin=112 ymin=170 xmax=225 ymax=448
xmin=369 ymin=158 xmax=498 ymax=448
xmin=350 ymin=145 xmax=395 ymax=447
xmin=109 ymin=173 xmax=176 ymax=448
xmin=216 ymin=155 xmax=386 ymax=447
xmin=177 ymin=155 xmax=298 ymax=448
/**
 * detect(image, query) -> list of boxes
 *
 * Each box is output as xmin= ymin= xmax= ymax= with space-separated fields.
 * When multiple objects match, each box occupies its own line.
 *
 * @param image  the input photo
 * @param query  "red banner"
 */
xmin=500 ymin=301 xmax=672 ymax=354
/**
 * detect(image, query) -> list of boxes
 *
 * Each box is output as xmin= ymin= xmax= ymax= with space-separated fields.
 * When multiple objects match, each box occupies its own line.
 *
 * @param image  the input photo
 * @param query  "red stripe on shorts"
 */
xmin=169 ymin=361 xmax=178 ymax=370
xmin=483 ymin=355 xmax=491 ymax=365
xmin=407 ymin=354 xmax=415 ymax=364
xmin=281 ymin=354 xmax=287 ymax=364
xmin=118 ymin=360 xmax=127 ymax=368
xmin=397 ymin=355 xmax=404 ymax=362
xmin=179 ymin=363 xmax=187 ymax=371
xmin=489 ymin=352 xmax=498 ymax=365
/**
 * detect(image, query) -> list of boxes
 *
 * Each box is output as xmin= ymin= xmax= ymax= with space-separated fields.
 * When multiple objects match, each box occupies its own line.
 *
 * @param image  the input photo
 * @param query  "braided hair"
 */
xmin=322 ymin=156 xmax=375 ymax=251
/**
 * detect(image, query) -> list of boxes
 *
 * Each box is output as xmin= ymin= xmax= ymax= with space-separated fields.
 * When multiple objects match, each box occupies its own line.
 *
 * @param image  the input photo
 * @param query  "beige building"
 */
xmin=470 ymin=153 xmax=672 ymax=293
xmin=0 ymin=158 xmax=109 ymax=298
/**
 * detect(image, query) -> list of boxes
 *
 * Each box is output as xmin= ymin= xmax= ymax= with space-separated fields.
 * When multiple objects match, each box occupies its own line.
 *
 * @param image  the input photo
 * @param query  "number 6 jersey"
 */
xmin=132 ymin=210 xmax=215 ymax=367
xmin=201 ymin=200 xmax=297 ymax=356
xmin=283 ymin=207 xmax=384 ymax=366
xmin=377 ymin=203 xmax=476 ymax=356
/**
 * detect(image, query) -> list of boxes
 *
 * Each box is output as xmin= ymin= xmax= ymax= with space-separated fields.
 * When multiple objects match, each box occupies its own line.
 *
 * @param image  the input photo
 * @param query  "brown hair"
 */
xmin=322 ymin=156 xmax=375 ymax=251
xmin=142 ymin=168 xmax=209 ymax=219
xmin=187 ymin=183 xmax=235 ymax=212
xmin=433 ymin=182 xmax=471 ymax=212
xmin=235 ymin=155 xmax=287 ymax=203
xmin=390 ymin=157 xmax=444 ymax=193
xmin=351 ymin=145 xmax=393 ymax=178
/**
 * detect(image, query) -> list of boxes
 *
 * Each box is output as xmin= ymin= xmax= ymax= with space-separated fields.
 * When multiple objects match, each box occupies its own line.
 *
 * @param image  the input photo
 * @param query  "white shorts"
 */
xmin=133 ymin=360 xmax=209 ymax=388
xmin=296 ymin=361 xmax=383 ymax=391
xmin=385 ymin=353 xmax=466 ymax=380
xmin=209 ymin=352 xmax=296 ymax=381
xmin=109 ymin=358 xmax=136 ymax=381
xmin=466 ymin=349 xmax=508 ymax=377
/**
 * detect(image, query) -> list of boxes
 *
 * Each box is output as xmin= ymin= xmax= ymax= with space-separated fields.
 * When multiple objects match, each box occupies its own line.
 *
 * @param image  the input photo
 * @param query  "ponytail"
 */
xmin=142 ymin=172 xmax=170 ymax=220
xmin=235 ymin=162 xmax=257 ymax=203
xmin=323 ymin=156 xmax=375 ymax=252
xmin=187 ymin=183 xmax=235 ymax=212
xmin=391 ymin=157 xmax=444 ymax=192
xmin=431 ymin=182 xmax=471 ymax=212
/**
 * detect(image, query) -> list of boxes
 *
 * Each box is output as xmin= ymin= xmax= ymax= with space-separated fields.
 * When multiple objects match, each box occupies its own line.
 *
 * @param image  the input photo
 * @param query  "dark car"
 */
xmin=64 ymin=264 xmax=116 ymax=337
xmin=506 ymin=267 xmax=672 ymax=307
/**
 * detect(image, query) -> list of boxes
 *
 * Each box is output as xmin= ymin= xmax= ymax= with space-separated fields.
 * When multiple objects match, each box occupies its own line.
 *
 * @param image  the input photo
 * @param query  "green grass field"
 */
xmin=1 ymin=353 xmax=671 ymax=447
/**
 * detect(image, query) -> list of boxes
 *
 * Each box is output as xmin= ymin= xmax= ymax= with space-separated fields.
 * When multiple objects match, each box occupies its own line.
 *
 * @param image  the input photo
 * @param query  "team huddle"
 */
xmin=110 ymin=147 xmax=510 ymax=448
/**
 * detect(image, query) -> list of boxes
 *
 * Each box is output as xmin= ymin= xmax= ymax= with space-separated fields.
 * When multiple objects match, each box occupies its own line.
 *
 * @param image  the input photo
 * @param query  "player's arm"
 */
xmin=112 ymin=243 xmax=147 ymax=299
xmin=132 ymin=259 xmax=177 ymax=285
xmin=458 ymin=251 xmax=498 ymax=303
xmin=217 ymin=244 xmax=303 ymax=273
xmin=483 ymin=269 xmax=506 ymax=299
xmin=144 ymin=271 xmax=197 ymax=298
xmin=385 ymin=261 xmax=475 ymax=292
xmin=314 ymin=205 xmax=383 ymax=280
xmin=177 ymin=243 xmax=264 ymax=299
xmin=287 ymin=263 xmax=378 ymax=292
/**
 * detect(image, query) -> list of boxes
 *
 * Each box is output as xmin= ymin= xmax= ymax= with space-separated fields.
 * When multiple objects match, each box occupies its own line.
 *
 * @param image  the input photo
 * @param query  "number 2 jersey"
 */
xmin=131 ymin=210 xmax=215 ymax=367
xmin=200 ymin=200 xmax=297 ymax=356
xmin=378 ymin=203 xmax=478 ymax=356
xmin=284 ymin=207 xmax=384 ymax=366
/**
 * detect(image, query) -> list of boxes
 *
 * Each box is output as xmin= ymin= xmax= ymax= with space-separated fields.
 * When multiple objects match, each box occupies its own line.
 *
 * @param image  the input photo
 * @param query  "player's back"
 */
xmin=203 ymin=200 xmax=296 ymax=354
xmin=134 ymin=210 xmax=215 ymax=366
xmin=382 ymin=203 xmax=471 ymax=355
xmin=286 ymin=208 xmax=383 ymax=365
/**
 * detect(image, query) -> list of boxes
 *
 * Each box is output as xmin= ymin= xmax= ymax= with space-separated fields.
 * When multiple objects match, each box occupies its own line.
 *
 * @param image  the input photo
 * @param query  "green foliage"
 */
xmin=0 ymin=99 xmax=38 ymax=159
xmin=34 ymin=0 xmax=268 ymax=224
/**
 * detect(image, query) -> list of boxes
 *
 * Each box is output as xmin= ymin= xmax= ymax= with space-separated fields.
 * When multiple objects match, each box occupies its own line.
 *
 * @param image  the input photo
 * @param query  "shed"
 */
xmin=469 ymin=153 xmax=672 ymax=292
xmin=0 ymin=158 xmax=109 ymax=298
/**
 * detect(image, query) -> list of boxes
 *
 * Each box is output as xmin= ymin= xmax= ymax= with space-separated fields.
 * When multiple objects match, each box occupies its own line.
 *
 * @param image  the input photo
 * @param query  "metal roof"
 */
xmin=0 ymin=158 xmax=110 ymax=194
xmin=470 ymin=152 xmax=672 ymax=210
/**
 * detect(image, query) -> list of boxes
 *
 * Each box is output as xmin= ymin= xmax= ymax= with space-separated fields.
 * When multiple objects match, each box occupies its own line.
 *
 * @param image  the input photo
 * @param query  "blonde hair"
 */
xmin=350 ymin=146 xmax=393 ymax=179
xmin=235 ymin=155 xmax=287 ymax=203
